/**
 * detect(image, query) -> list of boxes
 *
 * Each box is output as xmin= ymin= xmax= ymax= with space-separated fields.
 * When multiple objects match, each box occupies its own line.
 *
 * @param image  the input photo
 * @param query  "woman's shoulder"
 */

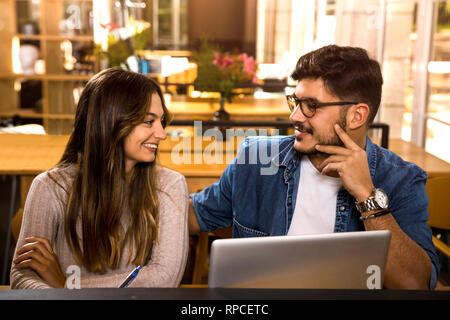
xmin=155 ymin=165 xmax=187 ymax=191
xmin=35 ymin=163 xmax=77 ymax=194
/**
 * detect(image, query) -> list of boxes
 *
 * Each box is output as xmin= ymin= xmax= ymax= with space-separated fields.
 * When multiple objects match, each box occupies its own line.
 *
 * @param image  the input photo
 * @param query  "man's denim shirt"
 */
xmin=190 ymin=135 xmax=439 ymax=289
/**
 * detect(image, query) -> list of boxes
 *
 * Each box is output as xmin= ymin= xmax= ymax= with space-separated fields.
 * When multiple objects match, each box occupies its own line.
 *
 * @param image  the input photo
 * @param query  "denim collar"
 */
xmin=271 ymin=135 xmax=378 ymax=182
xmin=365 ymin=136 xmax=378 ymax=181
xmin=270 ymin=135 xmax=299 ymax=183
xmin=271 ymin=136 xmax=296 ymax=167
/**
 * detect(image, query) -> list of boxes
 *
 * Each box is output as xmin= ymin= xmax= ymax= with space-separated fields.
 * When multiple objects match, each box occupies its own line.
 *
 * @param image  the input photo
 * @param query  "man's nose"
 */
xmin=289 ymin=105 xmax=307 ymax=123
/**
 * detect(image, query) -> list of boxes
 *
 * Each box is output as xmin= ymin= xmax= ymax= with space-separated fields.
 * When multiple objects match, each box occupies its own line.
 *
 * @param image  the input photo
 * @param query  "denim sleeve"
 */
xmin=389 ymin=169 xmax=439 ymax=290
xmin=190 ymin=158 xmax=236 ymax=233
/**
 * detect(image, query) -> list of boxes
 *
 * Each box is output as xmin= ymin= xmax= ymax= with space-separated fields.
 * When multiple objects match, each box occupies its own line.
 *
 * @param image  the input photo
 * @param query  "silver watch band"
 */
xmin=356 ymin=198 xmax=380 ymax=213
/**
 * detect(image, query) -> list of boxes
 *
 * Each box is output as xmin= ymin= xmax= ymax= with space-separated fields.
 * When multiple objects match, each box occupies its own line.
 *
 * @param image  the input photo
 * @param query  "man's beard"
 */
xmin=294 ymin=116 xmax=347 ymax=156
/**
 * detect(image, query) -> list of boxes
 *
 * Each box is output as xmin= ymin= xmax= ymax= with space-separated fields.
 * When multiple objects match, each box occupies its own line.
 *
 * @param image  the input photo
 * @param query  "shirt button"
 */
xmin=339 ymin=206 xmax=345 ymax=211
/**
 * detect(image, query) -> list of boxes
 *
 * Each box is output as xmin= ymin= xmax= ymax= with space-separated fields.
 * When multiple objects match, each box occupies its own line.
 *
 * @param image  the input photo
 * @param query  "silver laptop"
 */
xmin=208 ymin=230 xmax=391 ymax=289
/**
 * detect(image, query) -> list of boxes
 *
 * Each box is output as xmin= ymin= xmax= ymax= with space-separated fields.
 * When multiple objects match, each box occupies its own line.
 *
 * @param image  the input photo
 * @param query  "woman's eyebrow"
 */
xmin=146 ymin=112 xmax=164 ymax=118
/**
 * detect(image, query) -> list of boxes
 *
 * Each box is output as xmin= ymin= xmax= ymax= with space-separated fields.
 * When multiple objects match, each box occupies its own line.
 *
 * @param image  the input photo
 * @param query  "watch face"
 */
xmin=375 ymin=189 xmax=388 ymax=208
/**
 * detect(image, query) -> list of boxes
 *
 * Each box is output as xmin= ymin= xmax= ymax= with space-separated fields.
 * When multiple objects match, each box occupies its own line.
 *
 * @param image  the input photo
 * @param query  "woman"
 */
xmin=10 ymin=68 xmax=189 ymax=288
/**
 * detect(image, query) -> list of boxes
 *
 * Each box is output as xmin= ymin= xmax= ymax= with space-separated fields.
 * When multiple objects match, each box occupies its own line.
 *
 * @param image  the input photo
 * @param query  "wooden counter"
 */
xmin=166 ymin=96 xmax=290 ymax=121
xmin=1 ymin=133 xmax=449 ymax=202
xmin=387 ymin=139 xmax=450 ymax=178
xmin=1 ymin=133 xmax=449 ymax=177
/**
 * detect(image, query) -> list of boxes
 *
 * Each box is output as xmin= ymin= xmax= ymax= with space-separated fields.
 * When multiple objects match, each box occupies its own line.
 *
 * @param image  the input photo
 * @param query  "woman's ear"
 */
xmin=347 ymin=103 xmax=370 ymax=130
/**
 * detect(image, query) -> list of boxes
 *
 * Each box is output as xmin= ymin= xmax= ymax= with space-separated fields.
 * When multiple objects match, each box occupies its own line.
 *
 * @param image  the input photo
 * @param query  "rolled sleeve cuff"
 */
xmin=190 ymin=193 xmax=213 ymax=233
xmin=429 ymin=264 xmax=438 ymax=290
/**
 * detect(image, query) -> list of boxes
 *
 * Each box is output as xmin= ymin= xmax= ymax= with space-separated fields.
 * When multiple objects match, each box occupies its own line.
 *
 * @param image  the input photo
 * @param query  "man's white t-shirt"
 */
xmin=287 ymin=155 xmax=343 ymax=235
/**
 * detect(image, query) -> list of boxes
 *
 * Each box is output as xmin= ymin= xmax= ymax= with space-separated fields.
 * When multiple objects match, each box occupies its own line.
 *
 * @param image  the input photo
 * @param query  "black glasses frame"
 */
xmin=286 ymin=94 xmax=358 ymax=118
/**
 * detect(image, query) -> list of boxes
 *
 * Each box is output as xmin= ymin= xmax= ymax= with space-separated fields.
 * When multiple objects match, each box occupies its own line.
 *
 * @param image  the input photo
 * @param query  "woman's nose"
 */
xmin=155 ymin=121 xmax=167 ymax=140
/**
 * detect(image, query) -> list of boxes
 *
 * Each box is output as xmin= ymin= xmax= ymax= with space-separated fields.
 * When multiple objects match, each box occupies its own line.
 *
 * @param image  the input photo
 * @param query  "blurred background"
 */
xmin=0 ymin=0 xmax=448 ymax=160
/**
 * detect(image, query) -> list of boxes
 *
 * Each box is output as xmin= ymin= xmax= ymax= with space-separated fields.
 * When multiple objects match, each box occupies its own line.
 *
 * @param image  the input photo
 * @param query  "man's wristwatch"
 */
xmin=355 ymin=188 xmax=389 ymax=213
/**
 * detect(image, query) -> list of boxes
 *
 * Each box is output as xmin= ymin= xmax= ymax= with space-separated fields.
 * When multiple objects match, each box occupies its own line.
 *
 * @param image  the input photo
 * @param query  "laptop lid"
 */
xmin=208 ymin=230 xmax=391 ymax=289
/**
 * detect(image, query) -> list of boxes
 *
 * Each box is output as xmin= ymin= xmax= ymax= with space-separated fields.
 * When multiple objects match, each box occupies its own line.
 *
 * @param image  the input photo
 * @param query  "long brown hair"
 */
xmin=57 ymin=68 xmax=172 ymax=273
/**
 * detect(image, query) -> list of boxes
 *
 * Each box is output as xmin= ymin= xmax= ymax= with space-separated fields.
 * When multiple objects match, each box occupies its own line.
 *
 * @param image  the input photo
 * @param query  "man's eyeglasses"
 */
xmin=286 ymin=94 xmax=358 ymax=118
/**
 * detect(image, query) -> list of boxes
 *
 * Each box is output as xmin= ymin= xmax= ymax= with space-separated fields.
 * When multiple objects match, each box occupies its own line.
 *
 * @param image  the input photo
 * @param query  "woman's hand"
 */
xmin=13 ymin=237 xmax=66 ymax=288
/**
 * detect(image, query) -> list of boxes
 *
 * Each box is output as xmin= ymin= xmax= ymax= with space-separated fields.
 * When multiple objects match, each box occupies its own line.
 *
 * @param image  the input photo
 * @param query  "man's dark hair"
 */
xmin=291 ymin=45 xmax=383 ymax=126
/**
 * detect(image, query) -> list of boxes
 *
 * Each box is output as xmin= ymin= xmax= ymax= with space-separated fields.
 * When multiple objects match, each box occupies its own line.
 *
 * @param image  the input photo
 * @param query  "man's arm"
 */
xmin=317 ymin=124 xmax=433 ymax=290
xmin=188 ymin=155 xmax=238 ymax=236
xmin=188 ymin=198 xmax=201 ymax=235
xmin=361 ymin=210 xmax=431 ymax=289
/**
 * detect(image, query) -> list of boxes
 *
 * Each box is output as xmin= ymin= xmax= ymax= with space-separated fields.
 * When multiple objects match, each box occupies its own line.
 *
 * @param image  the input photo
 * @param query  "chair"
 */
xmin=11 ymin=208 xmax=23 ymax=243
xmin=426 ymin=175 xmax=450 ymax=290
xmin=191 ymin=227 xmax=232 ymax=284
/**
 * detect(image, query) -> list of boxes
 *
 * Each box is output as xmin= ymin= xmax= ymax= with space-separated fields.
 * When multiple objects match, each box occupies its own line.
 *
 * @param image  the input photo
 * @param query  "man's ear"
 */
xmin=347 ymin=103 xmax=370 ymax=130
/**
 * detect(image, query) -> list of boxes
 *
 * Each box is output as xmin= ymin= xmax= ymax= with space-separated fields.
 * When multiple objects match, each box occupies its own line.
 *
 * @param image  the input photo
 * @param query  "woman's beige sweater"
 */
xmin=10 ymin=164 xmax=189 ymax=289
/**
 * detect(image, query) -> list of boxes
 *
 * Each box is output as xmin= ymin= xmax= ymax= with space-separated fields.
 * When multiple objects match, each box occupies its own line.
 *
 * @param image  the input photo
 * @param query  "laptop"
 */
xmin=208 ymin=230 xmax=391 ymax=289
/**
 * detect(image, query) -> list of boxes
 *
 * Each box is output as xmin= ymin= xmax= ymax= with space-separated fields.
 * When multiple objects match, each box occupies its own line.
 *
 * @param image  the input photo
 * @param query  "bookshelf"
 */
xmin=0 ymin=0 xmax=95 ymax=134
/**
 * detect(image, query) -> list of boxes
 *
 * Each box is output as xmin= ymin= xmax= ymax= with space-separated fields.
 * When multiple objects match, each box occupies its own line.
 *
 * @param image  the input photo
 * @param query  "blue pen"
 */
xmin=119 ymin=265 xmax=142 ymax=288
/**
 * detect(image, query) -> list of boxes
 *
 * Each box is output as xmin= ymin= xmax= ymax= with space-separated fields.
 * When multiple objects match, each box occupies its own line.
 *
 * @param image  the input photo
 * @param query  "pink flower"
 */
xmin=213 ymin=52 xmax=234 ymax=69
xmin=222 ymin=57 xmax=234 ymax=68
xmin=238 ymin=53 xmax=256 ymax=76
xmin=238 ymin=53 xmax=248 ymax=61
xmin=244 ymin=57 xmax=256 ymax=76
xmin=212 ymin=52 xmax=222 ymax=65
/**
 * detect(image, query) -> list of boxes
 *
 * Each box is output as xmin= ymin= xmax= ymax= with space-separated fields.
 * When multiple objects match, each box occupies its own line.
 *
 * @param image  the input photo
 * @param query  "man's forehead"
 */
xmin=295 ymin=78 xmax=337 ymax=100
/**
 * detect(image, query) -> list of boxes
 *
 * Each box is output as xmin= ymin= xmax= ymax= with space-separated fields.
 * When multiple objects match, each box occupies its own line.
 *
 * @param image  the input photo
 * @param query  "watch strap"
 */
xmin=356 ymin=198 xmax=381 ymax=213
xmin=355 ymin=188 xmax=382 ymax=213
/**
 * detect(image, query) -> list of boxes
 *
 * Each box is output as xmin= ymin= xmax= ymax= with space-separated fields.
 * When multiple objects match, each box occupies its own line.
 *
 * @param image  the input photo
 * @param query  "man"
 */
xmin=189 ymin=45 xmax=439 ymax=290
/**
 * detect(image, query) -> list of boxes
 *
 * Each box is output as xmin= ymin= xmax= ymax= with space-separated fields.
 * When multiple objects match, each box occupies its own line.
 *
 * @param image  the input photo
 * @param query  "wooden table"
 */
xmin=0 ymin=286 xmax=449 ymax=300
xmin=166 ymin=96 xmax=290 ymax=121
xmin=0 ymin=133 xmax=449 ymax=203
xmin=386 ymin=139 xmax=450 ymax=178
xmin=1 ymin=133 xmax=448 ymax=179
xmin=1 ymin=131 xmax=448 ymax=231
xmin=0 ymin=134 xmax=234 ymax=203
xmin=1 ymin=133 xmax=449 ymax=207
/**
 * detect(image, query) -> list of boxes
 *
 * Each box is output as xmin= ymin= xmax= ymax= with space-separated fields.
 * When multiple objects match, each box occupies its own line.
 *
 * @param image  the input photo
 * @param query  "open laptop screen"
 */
xmin=208 ymin=230 xmax=391 ymax=289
